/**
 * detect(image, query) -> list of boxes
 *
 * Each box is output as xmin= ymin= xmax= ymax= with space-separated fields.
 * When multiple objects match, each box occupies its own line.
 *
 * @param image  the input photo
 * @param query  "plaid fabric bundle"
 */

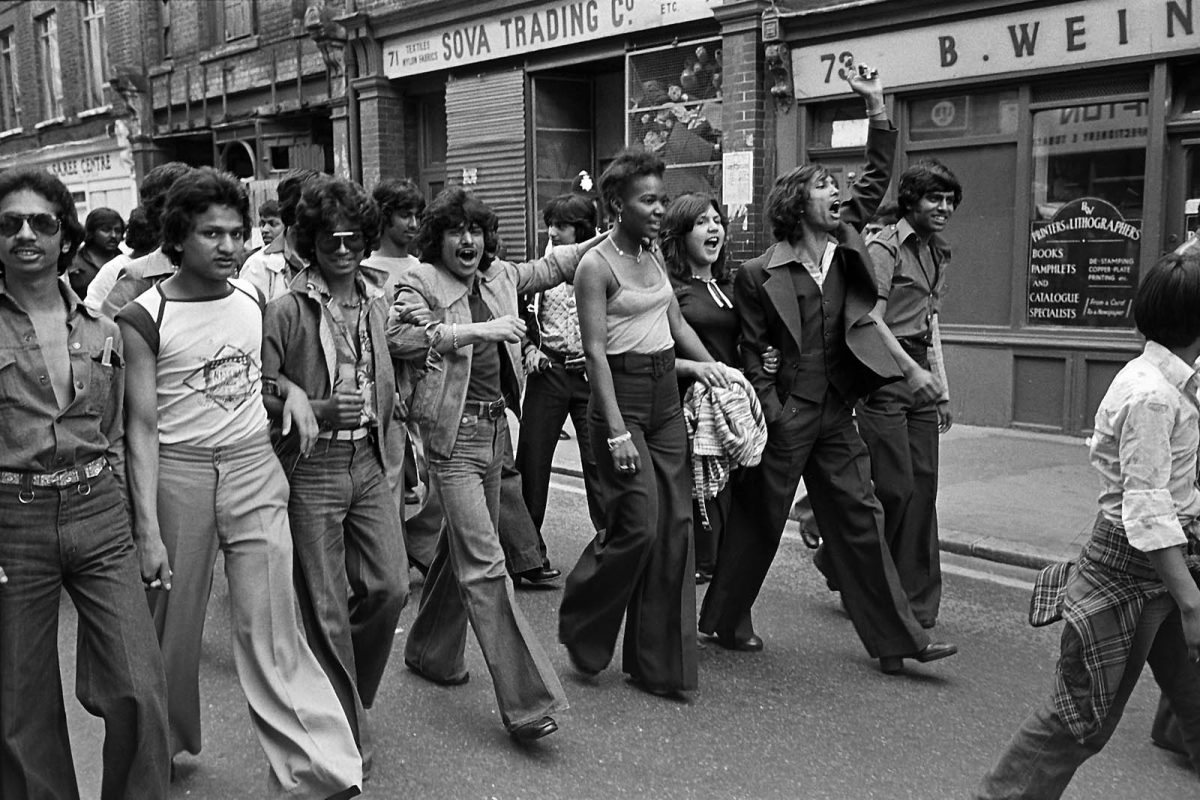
xmin=1027 ymin=517 xmax=1199 ymax=740
xmin=682 ymin=379 xmax=767 ymax=530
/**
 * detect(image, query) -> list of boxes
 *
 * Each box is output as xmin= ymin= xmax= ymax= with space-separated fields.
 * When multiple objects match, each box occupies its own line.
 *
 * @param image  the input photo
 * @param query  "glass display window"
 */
xmin=908 ymin=89 xmax=1019 ymax=142
xmin=627 ymin=37 xmax=722 ymax=200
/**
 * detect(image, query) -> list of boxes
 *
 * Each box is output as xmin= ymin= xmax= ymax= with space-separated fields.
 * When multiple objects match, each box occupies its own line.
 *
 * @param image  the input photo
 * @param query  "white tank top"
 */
xmin=129 ymin=278 xmax=269 ymax=447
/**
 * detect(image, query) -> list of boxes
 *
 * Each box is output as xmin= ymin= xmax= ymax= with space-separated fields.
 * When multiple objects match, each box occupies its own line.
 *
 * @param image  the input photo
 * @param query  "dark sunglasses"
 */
xmin=0 ymin=212 xmax=62 ymax=237
xmin=316 ymin=230 xmax=366 ymax=254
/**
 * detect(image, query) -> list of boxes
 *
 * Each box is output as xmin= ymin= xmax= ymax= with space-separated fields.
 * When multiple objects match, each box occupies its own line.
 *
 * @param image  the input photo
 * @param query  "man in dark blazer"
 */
xmin=698 ymin=63 xmax=958 ymax=675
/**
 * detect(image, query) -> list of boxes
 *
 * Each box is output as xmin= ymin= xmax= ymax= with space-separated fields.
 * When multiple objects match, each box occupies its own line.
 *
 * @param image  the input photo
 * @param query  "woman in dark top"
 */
xmin=559 ymin=149 xmax=738 ymax=697
xmin=662 ymin=193 xmax=737 ymax=584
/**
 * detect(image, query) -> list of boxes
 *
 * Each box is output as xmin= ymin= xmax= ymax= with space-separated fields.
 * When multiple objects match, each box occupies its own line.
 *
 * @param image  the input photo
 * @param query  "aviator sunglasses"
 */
xmin=316 ymin=230 xmax=366 ymax=254
xmin=0 ymin=212 xmax=62 ymax=237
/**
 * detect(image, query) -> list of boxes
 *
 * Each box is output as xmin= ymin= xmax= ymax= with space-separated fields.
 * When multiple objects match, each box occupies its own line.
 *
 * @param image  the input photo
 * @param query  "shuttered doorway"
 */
xmin=446 ymin=68 xmax=529 ymax=262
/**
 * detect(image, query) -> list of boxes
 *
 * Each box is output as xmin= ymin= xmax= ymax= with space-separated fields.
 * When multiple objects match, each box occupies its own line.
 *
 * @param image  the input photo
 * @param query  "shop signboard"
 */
xmin=793 ymin=0 xmax=1200 ymax=100
xmin=383 ymin=0 xmax=717 ymax=78
xmin=1027 ymin=197 xmax=1139 ymax=327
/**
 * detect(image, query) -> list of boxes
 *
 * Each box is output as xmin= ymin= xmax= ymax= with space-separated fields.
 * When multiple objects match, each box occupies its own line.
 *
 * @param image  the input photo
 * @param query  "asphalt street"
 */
xmin=57 ymin=472 xmax=1196 ymax=799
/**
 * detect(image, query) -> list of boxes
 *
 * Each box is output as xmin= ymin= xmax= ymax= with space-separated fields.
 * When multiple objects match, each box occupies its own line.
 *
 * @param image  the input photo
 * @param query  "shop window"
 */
xmin=627 ymin=38 xmax=722 ymax=200
xmin=809 ymin=99 xmax=870 ymax=150
xmin=908 ymin=90 xmax=1019 ymax=142
xmin=0 ymin=29 xmax=17 ymax=130
xmin=533 ymin=76 xmax=592 ymax=235
xmin=1027 ymin=100 xmax=1146 ymax=328
xmin=1173 ymin=60 xmax=1200 ymax=116
xmin=36 ymin=12 xmax=63 ymax=120
xmin=81 ymin=1 xmax=109 ymax=109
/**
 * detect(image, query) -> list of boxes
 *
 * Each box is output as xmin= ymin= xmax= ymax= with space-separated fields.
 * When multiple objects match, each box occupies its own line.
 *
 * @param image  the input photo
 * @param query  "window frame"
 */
xmin=35 ymin=11 xmax=63 ymax=120
xmin=0 ymin=28 xmax=18 ymax=130
xmin=81 ymin=0 xmax=109 ymax=109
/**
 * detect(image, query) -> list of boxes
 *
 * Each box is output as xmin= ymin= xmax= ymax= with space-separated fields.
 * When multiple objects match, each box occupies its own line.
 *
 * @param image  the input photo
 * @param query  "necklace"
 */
xmin=612 ymin=240 xmax=644 ymax=261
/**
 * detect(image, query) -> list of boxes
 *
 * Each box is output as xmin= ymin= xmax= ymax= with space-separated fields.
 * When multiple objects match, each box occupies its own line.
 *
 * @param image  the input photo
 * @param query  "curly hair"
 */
xmin=0 ymin=169 xmax=85 ymax=273
xmin=123 ymin=207 xmax=157 ymax=255
xmin=542 ymin=193 xmax=597 ymax=245
xmin=276 ymin=168 xmax=324 ymax=227
xmin=292 ymin=177 xmax=381 ymax=263
xmin=139 ymin=161 xmax=192 ymax=243
xmin=765 ymin=164 xmax=831 ymax=243
xmin=660 ymin=193 xmax=728 ymax=281
xmin=1135 ymin=246 xmax=1200 ymax=348
xmin=898 ymin=159 xmax=963 ymax=216
xmin=160 ymin=167 xmax=251 ymax=266
xmin=413 ymin=187 xmax=499 ymax=270
xmin=373 ymin=178 xmax=426 ymax=225
xmin=598 ymin=147 xmax=666 ymax=218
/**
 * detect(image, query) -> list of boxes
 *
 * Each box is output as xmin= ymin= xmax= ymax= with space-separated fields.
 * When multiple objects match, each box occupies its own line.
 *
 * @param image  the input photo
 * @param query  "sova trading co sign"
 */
xmin=383 ymin=0 xmax=717 ymax=78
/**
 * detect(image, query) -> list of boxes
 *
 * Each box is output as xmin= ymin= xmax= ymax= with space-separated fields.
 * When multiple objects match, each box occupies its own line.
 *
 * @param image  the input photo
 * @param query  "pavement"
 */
xmin=544 ymin=418 xmax=1098 ymax=571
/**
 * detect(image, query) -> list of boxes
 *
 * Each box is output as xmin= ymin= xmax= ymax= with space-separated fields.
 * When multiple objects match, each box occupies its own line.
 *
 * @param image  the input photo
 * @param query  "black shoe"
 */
xmin=708 ymin=632 xmax=764 ymax=652
xmin=510 ymin=716 xmax=558 ymax=741
xmin=627 ymin=675 xmax=687 ymax=700
xmin=879 ymin=642 xmax=958 ymax=675
xmin=405 ymin=659 xmax=470 ymax=686
xmin=515 ymin=566 xmax=561 ymax=586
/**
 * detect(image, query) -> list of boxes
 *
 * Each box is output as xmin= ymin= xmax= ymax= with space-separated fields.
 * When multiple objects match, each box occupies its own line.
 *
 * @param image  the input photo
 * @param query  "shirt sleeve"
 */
xmin=867 ymin=236 xmax=897 ymax=301
xmin=113 ymin=302 xmax=159 ymax=354
xmin=1118 ymin=394 xmax=1190 ymax=552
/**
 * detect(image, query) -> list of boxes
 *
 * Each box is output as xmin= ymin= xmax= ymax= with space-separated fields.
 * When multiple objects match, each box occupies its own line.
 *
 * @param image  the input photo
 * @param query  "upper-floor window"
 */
xmin=0 ymin=29 xmax=18 ymax=129
xmin=217 ymin=0 xmax=255 ymax=44
xmin=82 ymin=0 xmax=108 ymax=108
xmin=36 ymin=12 xmax=63 ymax=119
xmin=161 ymin=0 xmax=171 ymax=59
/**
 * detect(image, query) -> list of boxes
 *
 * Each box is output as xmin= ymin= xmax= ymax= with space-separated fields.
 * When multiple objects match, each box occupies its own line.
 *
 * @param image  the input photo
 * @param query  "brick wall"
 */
xmin=0 ymin=1 xmax=120 ymax=157
xmin=354 ymin=75 xmax=406 ymax=189
xmin=720 ymin=20 xmax=769 ymax=263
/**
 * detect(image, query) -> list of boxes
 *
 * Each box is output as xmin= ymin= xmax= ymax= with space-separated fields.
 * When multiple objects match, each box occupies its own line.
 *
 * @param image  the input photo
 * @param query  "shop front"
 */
xmin=0 ymin=128 xmax=139 ymax=221
xmin=776 ymin=0 xmax=1200 ymax=433
xmin=364 ymin=0 xmax=729 ymax=261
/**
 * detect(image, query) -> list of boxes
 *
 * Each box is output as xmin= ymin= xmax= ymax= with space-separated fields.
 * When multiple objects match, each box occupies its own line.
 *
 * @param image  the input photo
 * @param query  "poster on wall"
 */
xmin=1027 ymin=197 xmax=1140 ymax=327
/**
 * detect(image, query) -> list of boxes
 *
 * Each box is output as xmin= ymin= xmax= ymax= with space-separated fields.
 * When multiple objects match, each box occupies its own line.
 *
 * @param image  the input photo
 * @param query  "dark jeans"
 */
xmin=559 ymin=351 xmax=697 ymax=692
xmin=287 ymin=436 xmax=409 ymax=750
xmin=976 ymin=593 xmax=1200 ymax=798
xmin=856 ymin=375 xmax=942 ymax=625
xmin=516 ymin=361 xmax=603 ymax=534
xmin=699 ymin=389 xmax=929 ymax=659
xmin=0 ymin=469 xmax=170 ymax=800
xmin=404 ymin=415 xmax=567 ymax=729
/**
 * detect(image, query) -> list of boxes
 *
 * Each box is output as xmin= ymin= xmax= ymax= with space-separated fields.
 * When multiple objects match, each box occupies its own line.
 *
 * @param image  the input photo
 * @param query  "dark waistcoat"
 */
xmin=789 ymin=261 xmax=855 ymax=403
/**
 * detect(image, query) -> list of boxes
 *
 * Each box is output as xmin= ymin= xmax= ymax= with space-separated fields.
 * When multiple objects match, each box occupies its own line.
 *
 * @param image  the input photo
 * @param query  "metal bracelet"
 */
xmin=606 ymin=431 xmax=632 ymax=451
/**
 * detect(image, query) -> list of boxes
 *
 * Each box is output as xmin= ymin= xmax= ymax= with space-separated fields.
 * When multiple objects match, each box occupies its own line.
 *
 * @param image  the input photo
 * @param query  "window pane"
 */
xmin=627 ymin=39 xmax=722 ymax=198
xmin=908 ymin=89 xmax=1019 ymax=142
xmin=1027 ymin=100 xmax=1146 ymax=328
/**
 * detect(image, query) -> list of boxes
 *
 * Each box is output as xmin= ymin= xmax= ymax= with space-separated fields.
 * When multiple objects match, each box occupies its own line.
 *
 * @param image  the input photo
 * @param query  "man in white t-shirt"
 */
xmin=361 ymin=179 xmax=429 ymax=568
xmin=118 ymin=167 xmax=361 ymax=798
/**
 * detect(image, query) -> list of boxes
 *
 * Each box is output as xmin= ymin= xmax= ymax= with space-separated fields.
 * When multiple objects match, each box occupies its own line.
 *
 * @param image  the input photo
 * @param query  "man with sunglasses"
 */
xmin=117 ymin=168 xmax=362 ymax=797
xmin=0 ymin=169 xmax=170 ymax=800
xmin=261 ymin=177 xmax=408 ymax=773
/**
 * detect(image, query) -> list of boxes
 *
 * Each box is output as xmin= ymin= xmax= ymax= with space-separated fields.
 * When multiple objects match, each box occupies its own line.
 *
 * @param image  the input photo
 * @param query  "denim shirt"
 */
xmin=261 ymin=265 xmax=396 ymax=469
xmin=387 ymin=245 xmax=581 ymax=460
xmin=0 ymin=276 xmax=125 ymax=490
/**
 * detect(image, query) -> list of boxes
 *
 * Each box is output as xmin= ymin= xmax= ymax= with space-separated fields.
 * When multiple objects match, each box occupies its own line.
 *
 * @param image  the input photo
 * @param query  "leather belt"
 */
xmin=316 ymin=427 xmax=370 ymax=441
xmin=463 ymin=398 xmax=507 ymax=419
xmin=0 ymin=457 xmax=108 ymax=488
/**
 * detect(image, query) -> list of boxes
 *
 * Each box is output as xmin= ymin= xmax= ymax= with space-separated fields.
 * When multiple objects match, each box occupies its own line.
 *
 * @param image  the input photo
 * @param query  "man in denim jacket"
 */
xmin=386 ymin=187 xmax=602 ymax=741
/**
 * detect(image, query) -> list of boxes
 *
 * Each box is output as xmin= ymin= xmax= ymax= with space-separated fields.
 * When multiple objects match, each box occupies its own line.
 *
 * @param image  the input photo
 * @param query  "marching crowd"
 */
xmin=1 ymin=62 xmax=1198 ymax=800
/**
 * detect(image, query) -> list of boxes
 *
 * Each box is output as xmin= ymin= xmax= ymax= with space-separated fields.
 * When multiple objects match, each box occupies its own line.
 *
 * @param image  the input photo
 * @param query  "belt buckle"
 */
xmin=487 ymin=399 xmax=505 ymax=418
xmin=48 ymin=468 xmax=74 ymax=487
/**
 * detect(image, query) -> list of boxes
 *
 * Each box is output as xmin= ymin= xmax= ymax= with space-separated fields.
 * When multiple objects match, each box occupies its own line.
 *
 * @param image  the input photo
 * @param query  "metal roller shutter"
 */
xmin=446 ymin=68 xmax=529 ymax=262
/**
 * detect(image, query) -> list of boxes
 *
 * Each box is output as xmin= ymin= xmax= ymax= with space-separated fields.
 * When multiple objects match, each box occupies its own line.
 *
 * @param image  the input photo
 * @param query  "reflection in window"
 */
xmin=1032 ymin=101 xmax=1147 ymax=220
xmin=627 ymin=39 xmax=722 ymax=200
xmin=908 ymin=90 xmax=1019 ymax=142
xmin=533 ymin=76 xmax=592 ymax=225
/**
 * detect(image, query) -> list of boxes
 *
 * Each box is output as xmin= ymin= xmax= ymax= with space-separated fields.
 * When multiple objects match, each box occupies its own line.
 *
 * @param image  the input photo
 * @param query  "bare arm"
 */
xmin=1147 ymin=546 xmax=1200 ymax=663
xmin=118 ymin=319 xmax=171 ymax=591
xmin=575 ymin=253 xmax=641 ymax=472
